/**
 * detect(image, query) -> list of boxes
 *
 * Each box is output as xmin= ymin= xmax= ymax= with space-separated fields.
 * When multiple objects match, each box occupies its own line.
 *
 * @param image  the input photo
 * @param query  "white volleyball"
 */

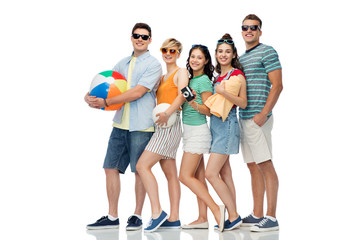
xmin=152 ymin=103 xmax=177 ymax=128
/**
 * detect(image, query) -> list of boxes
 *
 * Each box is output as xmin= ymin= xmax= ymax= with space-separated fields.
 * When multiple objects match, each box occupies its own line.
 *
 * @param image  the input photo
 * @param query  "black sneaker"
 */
xmin=126 ymin=215 xmax=143 ymax=231
xmin=86 ymin=216 xmax=119 ymax=230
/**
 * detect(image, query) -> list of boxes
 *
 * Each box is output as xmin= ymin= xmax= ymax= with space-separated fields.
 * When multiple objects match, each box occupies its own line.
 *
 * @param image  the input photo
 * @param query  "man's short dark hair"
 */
xmin=132 ymin=23 xmax=152 ymax=38
xmin=243 ymin=14 xmax=262 ymax=29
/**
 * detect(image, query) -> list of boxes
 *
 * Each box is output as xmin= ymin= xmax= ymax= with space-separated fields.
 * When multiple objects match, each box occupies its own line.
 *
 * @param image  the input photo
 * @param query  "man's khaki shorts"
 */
xmin=240 ymin=115 xmax=274 ymax=164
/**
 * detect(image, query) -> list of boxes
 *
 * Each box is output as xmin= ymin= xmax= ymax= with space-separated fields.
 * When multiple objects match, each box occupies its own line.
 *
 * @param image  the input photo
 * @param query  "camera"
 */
xmin=181 ymin=86 xmax=195 ymax=101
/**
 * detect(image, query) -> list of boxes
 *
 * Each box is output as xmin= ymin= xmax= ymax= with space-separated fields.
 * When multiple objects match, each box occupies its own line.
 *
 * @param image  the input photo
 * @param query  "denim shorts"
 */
xmin=103 ymin=127 xmax=153 ymax=173
xmin=210 ymin=108 xmax=240 ymax=155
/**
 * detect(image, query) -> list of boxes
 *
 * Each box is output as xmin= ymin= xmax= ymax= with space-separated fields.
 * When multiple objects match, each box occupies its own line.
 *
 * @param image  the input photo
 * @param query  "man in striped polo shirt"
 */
xmin=238 ymin=14 xmax=283 ymax=232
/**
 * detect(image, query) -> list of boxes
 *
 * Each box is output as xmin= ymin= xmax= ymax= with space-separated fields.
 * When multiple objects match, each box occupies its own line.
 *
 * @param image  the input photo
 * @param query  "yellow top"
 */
xmin=113 ymin=56 xmax=154 ymax=132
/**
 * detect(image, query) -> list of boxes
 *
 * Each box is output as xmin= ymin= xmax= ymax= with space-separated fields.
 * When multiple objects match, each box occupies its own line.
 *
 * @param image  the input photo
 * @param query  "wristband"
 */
xmin=104 ymin=99 xmax=109 ymax=107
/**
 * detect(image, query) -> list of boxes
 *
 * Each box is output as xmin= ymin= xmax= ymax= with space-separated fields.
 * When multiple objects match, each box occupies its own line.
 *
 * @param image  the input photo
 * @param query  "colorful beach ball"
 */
xmin=89 ymin=70 xmax=127 ymax=111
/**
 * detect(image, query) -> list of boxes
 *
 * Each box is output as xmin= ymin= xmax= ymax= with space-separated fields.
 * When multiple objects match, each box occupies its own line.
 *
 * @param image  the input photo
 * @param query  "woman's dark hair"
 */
xmin=215 ymin=33 xmax=243 ymax=73
xmin=186 ymin=44 xmax=214 ymax=81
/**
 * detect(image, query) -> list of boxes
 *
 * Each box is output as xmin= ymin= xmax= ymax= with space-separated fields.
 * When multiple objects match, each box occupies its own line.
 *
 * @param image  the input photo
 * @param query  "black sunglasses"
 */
xmin=132 ymin=33 xmax=150 ymax=40
xmin=242 ymin=25 xmax=261 ymax=31
xmin=217 ymin=39 xmax=234 ymax=45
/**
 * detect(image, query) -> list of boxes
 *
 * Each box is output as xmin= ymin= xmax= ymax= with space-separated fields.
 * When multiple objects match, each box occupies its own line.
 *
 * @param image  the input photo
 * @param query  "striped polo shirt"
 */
xmin=239 ymin=43 xmax=282 ymax=119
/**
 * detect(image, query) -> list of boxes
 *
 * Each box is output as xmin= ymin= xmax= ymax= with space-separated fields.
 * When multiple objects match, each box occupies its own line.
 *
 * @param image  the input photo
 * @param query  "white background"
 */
xmin=1 ymin=0 xmax=359 ymax=239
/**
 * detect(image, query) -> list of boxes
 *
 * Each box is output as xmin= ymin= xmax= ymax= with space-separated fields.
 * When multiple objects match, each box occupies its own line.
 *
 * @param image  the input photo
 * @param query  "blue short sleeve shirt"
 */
xmin=112 ymin=51 xmax=162 ymax=131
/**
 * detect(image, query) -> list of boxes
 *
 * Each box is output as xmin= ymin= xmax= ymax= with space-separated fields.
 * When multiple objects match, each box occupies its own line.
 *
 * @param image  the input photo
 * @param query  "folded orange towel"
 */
xmin=205 ymin=76 xmax=241 ymax=121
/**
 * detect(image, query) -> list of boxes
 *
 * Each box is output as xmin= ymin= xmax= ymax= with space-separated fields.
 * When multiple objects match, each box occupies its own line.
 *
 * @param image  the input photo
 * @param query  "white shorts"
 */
xmin=240 ymin=115 xmax=274 ymax=164
xmin=182 ymin=123 xmax=212 ymax=155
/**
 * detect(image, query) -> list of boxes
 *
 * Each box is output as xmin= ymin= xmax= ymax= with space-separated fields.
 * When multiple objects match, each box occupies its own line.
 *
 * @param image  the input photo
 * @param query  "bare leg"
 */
xmin=160 ymin=158 xmax=181 ymax=221
xmin=134 ymin=172 xmax=146 ymax=216
xmin=205 ymin=153 xmax=239 ymax=222
xmin=219 ymin=157 xmax=236 ymax=206
xmin=179 ymin=152 xmax=222 ymax=225
xmin=258 ymin=160 xmax=278 ymax=218
xmin=194 ymin=156 xmax=208 ymax=223
xmin=136 ymin=150 xmax=163 ymax=219
xmin=247 ymin=162 xmax=265 ymax=218
xmin=104 ymin=168 xmax=120 ymax=218
xmin=182 ymin=155 xmax=208 ymax=225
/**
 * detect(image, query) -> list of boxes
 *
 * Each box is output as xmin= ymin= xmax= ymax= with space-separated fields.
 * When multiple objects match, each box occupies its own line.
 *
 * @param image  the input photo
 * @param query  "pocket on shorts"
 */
xmin=262 ymin=115 xmax=273 ymax=131
xmin=251 ymin=115 xmax=272 ymax=129
xmin=250 ymin=118 xmax=261 ymax=129
xmin=232 ymin=117 xmax=240 ymax=138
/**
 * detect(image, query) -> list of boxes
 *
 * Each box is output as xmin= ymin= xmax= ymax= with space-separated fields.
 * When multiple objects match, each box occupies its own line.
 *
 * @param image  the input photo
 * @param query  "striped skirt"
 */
xmin=145 ymin=112 xmax=182 ymax=159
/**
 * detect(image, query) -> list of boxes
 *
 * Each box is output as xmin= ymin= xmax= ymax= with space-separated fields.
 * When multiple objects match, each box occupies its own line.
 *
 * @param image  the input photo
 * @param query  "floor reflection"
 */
xmin=144 ymin=229 xmax=181 ymax=240
xmin=182 ymin=229 xmax=209 ymax=240
xmin=86 ymin=229 xmax=119 ymax=240
xmin=126 ymin=230 xmax=143 ymax=240
xmin=86 ymin=227 xmax=279 ymax=240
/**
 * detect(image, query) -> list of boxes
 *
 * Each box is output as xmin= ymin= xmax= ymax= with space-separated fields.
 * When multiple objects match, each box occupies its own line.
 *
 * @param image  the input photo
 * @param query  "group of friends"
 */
xmin=84 ymin=14 xmax=283 ymax=234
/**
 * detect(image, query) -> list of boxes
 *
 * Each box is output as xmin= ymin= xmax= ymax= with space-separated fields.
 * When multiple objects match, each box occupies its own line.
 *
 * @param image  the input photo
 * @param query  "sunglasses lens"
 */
xmin=169 ymin=49 xmax=177 ymax=54
xmin=141 ymin=35 xmax=149 ymax=40
xmin=192 ymin=44 xmax=208 ymax=51
xmin=227 ymin=40 xmax=234 ymax=44
xmin=133 ymin=34 xmax=149 ymax=40
xmin=161 ymin=48 xmax=167 ymax=54
xmin=250 ymin=25 xmax=258 ymax=31
xmin=242 ymin=25 xmax=259 ymax=31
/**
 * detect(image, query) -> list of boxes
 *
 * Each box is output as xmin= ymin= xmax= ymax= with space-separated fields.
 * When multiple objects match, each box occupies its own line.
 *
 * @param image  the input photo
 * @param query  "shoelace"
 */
xmin=243 ymin=214 xmax=252 ymax=220
xmin=97 ymin=216 xmax=108 ymax=222
xmin=146 ymin=218 xmax=153 ymax=227
xmin=128 ymin=215 xmax=140 ymax=224
xmin=128 ymin=216 xmax=135 ymax=223
xmin=257 ymin=218 xmax=269 ymax=226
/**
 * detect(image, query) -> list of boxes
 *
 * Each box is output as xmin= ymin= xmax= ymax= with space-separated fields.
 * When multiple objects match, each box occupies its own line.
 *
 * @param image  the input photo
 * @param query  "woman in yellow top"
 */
xmin=136 ymin=38 xmax=188 ymax=232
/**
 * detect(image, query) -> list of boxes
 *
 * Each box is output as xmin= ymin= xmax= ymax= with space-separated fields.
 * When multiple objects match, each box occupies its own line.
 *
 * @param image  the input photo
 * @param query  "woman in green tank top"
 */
xmin=179 ymin=44 xmax=226 ymax=231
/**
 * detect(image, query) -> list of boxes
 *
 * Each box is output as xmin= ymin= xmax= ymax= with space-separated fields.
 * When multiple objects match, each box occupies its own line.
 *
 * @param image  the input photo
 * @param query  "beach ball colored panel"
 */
xmin=89 ymin=70 xmax=127 ymax=111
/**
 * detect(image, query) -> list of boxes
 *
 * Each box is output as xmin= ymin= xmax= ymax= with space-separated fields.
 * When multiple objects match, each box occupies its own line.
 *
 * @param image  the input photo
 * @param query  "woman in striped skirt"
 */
xmin=136 ymin=38 xmax=188 ymax=232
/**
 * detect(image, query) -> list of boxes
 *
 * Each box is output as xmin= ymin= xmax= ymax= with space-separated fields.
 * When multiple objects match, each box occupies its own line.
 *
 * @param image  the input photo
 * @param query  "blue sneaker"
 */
xmin=159 ymin=219 xmax=181 ymax=229
xmin=144 ymin=211 xmax=168 ymax=233
xmin=214 ymin=220 xmax=230 ymax=231
xmin=126 ymin=215 xmax=143 ymax=231
xmin=241 ymin=213 xmax=264 ymax=227
xmin=250 ymin=217 xmax=279 ymax=232
xmin=224 ymin=216 xmax=242 ymax=231
xmin=86 ymin=216 xmax=119 ymax=230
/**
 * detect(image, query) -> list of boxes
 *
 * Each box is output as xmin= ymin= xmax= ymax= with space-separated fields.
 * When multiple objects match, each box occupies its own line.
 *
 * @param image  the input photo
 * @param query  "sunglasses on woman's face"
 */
xmin=241 ymin=25 xmax=261 ymax=31
xmin=160 ymin=48 xmax=179 ymax=55
xmin=132 ymin=33 xmax=150 ymax=40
